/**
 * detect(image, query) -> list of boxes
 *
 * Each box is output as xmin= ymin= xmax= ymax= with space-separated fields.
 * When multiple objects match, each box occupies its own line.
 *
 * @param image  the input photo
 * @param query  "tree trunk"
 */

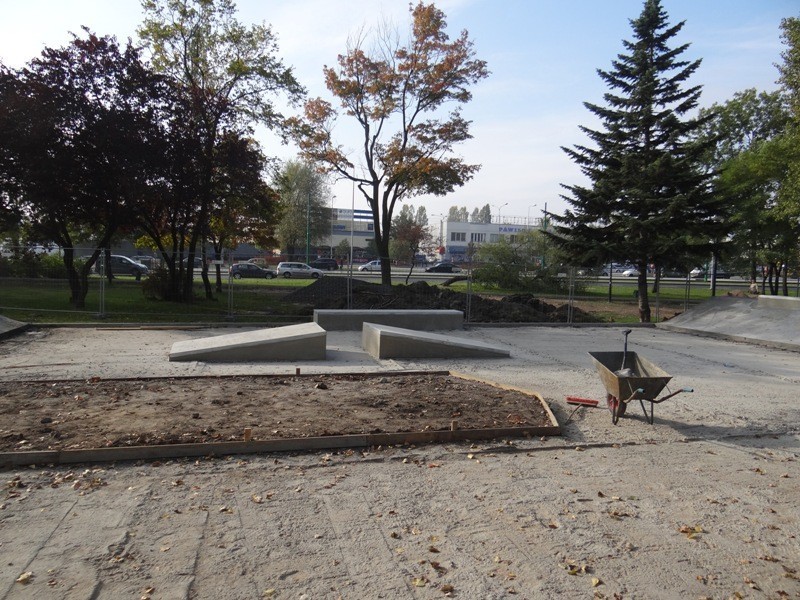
xmin=66 ymin=268 xmax=85 ymax=309
xmin=637 ymin=267 xmax=651 ymax=323
xmin=377 ymin=242 xmax=392 ymax=286
xmin=63 ymin=246 xmax=95 ymax=310
xmin=212 ymin=243 xmax=224 ymax=293
xmin=104 ymin=247 xmax=114 ymax=284
xmin=781 ymin=260 xmax=788 ymax=296
xmin=405 ymin=263 xmax=414 ymax=286
xmin=767 ymin=262 xmax=778 ymax=295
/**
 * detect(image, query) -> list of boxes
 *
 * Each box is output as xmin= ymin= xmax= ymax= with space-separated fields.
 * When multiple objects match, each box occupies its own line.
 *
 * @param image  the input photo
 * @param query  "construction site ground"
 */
xmin=0 ymin=319 xmax=798 ymax=599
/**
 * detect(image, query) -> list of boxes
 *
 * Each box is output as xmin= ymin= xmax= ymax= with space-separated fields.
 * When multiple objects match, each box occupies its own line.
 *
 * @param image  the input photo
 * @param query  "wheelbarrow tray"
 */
xmin=588 ymin=351 xmax=672 ymax=402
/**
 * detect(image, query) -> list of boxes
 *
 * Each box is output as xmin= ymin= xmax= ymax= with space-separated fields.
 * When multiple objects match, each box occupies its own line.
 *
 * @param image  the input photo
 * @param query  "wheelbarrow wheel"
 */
xmin=607 ymin=393 xmax=627 ymax=423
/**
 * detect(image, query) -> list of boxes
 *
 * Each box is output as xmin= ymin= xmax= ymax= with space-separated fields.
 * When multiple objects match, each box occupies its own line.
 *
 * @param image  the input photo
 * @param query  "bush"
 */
xmin=141 ymin=267 xmax=178 ymax=301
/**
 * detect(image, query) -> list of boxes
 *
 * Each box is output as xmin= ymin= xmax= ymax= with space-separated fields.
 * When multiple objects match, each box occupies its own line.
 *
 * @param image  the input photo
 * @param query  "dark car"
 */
xmin=658 ymin=268 xmax=689 ymax=278
xmin=95 ymin=255 xmax=149 ymax=280
xmin=182 ymin=256 xmax=204 ymax=269
xmin=690 ymin=266 xmax=742 ymax=280
xmin=425 ymin=262 xmax=461 ymax=273
xmin=229 ymin=263 xmax=276 ymax=279
xmin=309 ymin=258 xmax=339 ymax=271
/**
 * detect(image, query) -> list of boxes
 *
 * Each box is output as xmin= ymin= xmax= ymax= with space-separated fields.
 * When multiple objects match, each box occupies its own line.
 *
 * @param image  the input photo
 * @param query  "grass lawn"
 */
xmin=0 ymin=275 xmax=311 ymax=324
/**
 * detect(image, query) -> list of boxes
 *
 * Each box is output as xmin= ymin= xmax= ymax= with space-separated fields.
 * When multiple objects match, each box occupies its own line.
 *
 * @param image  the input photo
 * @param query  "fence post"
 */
xmin=227 ymin=250 xmax=234 ymax=321
xmin=97 ymin=253 xmax=106 ymax=319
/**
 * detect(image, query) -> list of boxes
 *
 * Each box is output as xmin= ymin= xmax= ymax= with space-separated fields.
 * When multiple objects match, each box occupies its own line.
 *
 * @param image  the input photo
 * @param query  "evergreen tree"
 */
xmin=551 ymin=0 xmax=728 ymax=322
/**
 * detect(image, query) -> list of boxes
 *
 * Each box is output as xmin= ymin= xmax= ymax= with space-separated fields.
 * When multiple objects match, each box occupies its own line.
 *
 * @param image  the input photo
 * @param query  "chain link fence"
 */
xmin=0 ymin=247 xmax=313 ymax=323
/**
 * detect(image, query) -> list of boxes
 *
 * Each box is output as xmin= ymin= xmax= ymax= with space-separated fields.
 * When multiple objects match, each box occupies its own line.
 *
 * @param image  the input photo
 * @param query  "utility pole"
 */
xmin=305 ymin=189 xmax=311 ymax=264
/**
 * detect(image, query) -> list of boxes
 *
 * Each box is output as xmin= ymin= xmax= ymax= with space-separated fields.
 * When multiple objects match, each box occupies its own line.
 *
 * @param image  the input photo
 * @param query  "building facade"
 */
xmin=440 ymin=216 xmax=544 ymax=262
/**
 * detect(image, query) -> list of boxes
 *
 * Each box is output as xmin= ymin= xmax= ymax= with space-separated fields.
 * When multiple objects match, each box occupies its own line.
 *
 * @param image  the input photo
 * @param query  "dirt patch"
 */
xmin=0 ymin=373 xmax=552 ymax=452
xmin=283 ymin=278 xmax=601 ymax=322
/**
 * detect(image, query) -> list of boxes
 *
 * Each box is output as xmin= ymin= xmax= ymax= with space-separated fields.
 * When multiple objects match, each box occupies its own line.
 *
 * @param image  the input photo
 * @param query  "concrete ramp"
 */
xmin=169 ymin=323 xmax=326 ymax=362
xmin=0 ymin=315 xmax=28 ymax=340
xmin=362 ymin=322 xmax=510 ymax=359
xmin=658 ymin=295 xmax=800 ymax=351
xmin=315 ymin=309 xmax=463 ymax=331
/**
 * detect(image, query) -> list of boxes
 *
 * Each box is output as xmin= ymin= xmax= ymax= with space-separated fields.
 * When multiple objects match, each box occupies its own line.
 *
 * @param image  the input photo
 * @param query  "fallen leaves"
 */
xmin=16 ymin=572 xmax=32 ymax=584
xmin=429 ymin=560 xmax=448 ymax=575
xmin=678 ymin=524 xmax=704 ymax=540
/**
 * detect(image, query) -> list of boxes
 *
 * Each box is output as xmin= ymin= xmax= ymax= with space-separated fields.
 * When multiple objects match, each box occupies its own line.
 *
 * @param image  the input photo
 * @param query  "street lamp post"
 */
xmin=305 ymin=189 xmax=311 ymax=264
xmin=527 ymin=204 xmax=537 ymax=228
xmin=329 ymin=195 xmax=335 ymax=258
xmin=492 ymin=202 xmax=508 ymax=224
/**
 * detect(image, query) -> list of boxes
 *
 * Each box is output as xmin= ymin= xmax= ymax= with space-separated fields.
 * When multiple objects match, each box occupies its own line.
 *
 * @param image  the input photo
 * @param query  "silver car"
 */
xmin=358 ymin=260 xmax=382 ymax=272
xmin=276 ymin=262 xmax=324 ymax=279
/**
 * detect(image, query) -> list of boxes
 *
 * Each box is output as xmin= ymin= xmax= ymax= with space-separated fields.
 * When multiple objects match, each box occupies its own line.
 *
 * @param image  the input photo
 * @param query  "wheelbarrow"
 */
xmin=588 ymin=350 xmax=693 ymax=425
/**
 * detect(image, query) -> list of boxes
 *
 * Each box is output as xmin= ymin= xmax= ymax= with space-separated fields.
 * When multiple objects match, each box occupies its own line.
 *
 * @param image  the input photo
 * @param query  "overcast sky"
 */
xmin=1 ymin=0 xmax=796 ymax=222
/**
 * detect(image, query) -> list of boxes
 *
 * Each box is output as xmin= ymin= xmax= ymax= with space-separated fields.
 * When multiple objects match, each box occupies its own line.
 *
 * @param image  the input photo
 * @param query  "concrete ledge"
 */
xmin=315 ymin=309 xmax=463 ymax=331
xmin=758 ymin=295 xmax=800 ymax=310
xmin=362 ymin=322 xmax=510 ymax=359
xmin=169 ymin=323 xmax=326 ymax=362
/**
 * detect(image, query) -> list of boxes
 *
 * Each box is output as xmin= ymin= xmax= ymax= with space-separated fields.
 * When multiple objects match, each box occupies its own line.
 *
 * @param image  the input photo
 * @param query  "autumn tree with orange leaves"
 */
xmin=290 ymin=2 xmax=488 ymax=285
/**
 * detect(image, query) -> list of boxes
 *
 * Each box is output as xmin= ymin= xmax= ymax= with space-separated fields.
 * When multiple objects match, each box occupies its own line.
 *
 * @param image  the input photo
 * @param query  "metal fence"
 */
xmin=2 ymin=247 xmax=794 ymax=324
xmin=0 ymin=247 xmax=313 ymax=323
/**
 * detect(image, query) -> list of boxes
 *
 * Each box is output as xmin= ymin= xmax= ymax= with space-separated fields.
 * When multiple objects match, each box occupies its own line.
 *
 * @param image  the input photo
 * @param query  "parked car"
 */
xmin=309 ymin=258 xmax=339 ymax=271
xmin=658 ymin=268 xmax=689 ymax=278
xmin=131 ymin=255 xmax=160 ymax=269
xmin=276 ymin=262 xmax=324 ymax=279
xmin=358 ymin=260 xmax=382 ymax=272
xmin=246 ymin=257 xmax=269 ymax=267
xmin=182 ymin=256 xmax=204 ymax=269
xmin=425 ymin=262 xmax=461 ymax=273
xmin=599 ymin=263 xmax=632 ymax=276
xmin=229 ymin=263 xmax=276 ymax=279
xmin=690 ymin=266 xmax=741 ymax=279
xmin=96 ymin=255 xmax=149 ymax=279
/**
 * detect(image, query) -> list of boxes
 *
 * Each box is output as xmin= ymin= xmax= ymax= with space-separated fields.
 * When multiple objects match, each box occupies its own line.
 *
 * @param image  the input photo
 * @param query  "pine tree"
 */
xmin=552 ymin=0 xmax=728 ymax=322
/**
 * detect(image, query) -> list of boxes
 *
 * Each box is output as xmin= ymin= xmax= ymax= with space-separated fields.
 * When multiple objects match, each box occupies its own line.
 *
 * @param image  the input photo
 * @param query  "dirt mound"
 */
xmin=283 ymin=278 xmax=594 ymax=323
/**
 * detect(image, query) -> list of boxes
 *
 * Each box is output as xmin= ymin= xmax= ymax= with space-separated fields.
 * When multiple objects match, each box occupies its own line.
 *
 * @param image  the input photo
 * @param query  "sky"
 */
xmin=1 ymin=0 xmax=797 ymax=223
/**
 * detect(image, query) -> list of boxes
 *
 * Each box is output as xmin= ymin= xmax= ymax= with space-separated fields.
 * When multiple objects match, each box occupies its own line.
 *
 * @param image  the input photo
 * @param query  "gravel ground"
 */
xmin=0 ymin=324 xmax=798 ymax=599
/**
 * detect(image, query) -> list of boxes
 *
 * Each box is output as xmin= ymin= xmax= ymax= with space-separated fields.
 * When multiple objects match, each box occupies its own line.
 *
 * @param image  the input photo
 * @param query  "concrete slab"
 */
xmin=362 ymin=322 xmax=510 ymax=359
xmin=0 ymin=315 xmax=27 ymax=340
xmin=315 ymin=309 xmax=463 ymax=331
xmin=169 ymin=322 xmax=326 ymax=362
xmin=658 ymin=295 xmax=800 ymax=351
xmin=758 ymin=294 xmax=800 ymax=310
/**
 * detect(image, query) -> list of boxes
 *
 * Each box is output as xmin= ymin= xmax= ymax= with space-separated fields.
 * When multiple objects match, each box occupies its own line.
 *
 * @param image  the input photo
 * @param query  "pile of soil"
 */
xmin=284 ymin=278 xmax=595 ymax=323
xmin=0 ymin=373 xmax=552 ymax=452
